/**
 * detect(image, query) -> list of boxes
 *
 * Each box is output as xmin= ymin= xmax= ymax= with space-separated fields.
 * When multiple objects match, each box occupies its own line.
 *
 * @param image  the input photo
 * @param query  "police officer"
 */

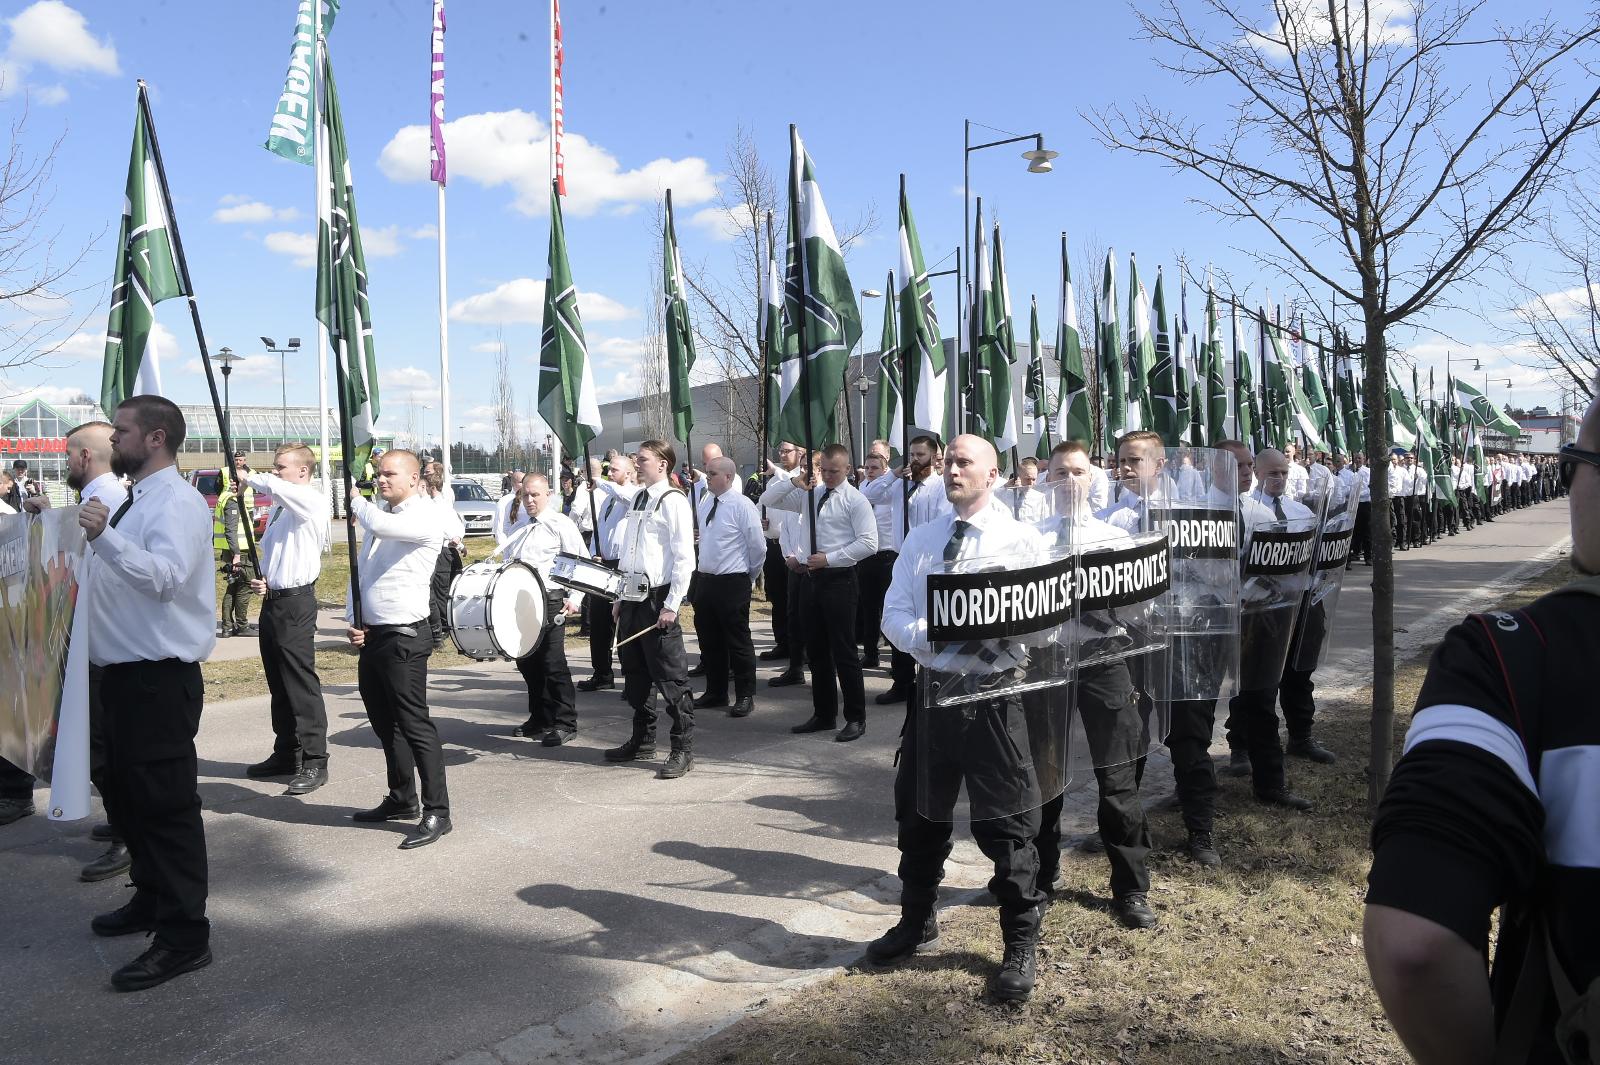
xmin=871 ymin=434 xmax=1048 ymax=1002
xmin=502 ymin=473 xmax=586 ymax=746
xmin=604 ymin=439 xmax=697 ymax=779
xmin=214 ymin=462 xmax=254 ymax=637
xmin=242 ymin=446 xmax=333 ymax=796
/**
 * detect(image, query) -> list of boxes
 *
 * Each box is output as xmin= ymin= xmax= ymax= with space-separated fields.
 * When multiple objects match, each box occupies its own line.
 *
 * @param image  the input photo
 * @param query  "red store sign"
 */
xmin=0 ymin=437 xmax=67 ymax=454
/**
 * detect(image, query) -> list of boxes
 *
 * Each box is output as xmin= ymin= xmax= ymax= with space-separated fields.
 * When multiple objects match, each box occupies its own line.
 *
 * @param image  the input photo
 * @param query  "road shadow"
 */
xmin=649 ymin=841 xmax=885 ymax=903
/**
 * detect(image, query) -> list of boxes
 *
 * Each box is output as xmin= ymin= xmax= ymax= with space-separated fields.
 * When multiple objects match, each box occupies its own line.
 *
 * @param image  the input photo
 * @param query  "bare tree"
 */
xmin=1091 ymin=0 xmax=1600 ymax=805
xmin=490 ymin=332 xmax=518 ymax=466
xmin=0 ymin=95 xmax=99 ymax=377
xmin=1498 ymin=170 xmax=1600 ymax=396
xmin=637 ymin=256 xmax=671 ymax=441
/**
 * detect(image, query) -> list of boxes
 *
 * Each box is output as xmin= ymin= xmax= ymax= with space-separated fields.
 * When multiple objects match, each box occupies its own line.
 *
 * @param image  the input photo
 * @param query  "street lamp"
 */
xmin=261 ymin=336 xmax=302 ymax=444
xmin=211 ymin=346 xmax=245 ymax=457
xmin=457 ymin=426 xmax=466 ymax=473
xmin=963 ymin=120 xmax=1055 ymax=431
xmin=854 ymin=288 xmax=883 ymax=467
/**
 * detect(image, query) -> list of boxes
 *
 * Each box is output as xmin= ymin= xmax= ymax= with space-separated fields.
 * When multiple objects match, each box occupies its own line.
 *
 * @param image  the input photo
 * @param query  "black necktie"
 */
xmin=1272 ymin=495 xmax=1287 ymax=523
xmin=706 ymin=496 xmax=719 ymax=524
xmin=818 ymin=487 xmax=835 ymax=510
xmin=604 ymin=497 xmax=617 ymax=521
xmin=109 ymin=494 xmax=134 ymax=528
xmin=632 ymin=490 xmax=649 ymax=511
xmin=943 ymin=519 xmax=970 ymax=563
xmin=908 ymin=480 xmax=922 ymax=498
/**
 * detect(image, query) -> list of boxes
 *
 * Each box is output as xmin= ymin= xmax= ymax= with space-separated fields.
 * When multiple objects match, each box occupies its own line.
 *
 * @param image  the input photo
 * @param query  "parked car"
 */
xmin=188 ymin=468 xmax=274 ymax=538
xmin=451 ymin=479 xmax=496 ymax=537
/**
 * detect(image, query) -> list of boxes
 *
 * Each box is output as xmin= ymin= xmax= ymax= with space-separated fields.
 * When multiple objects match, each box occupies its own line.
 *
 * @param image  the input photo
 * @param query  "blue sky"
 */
xmin=1 ymin=0 xmax=1592 ymax=445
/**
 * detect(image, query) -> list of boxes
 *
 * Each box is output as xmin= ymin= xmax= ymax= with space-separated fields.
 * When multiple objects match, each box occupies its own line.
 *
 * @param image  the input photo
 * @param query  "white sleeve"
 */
xmin=246 ymin=472 xmax=327 ymax=521
xmin=353 ymin=496 xmax=441 ymax=546
xmin=881 ymin=539 xmax=927 ymax=654
xmin=90 ymin=494 xmax=210 ymax=603
xmin=663 ymin=493 xmax=695 ymax=612
xmin=758 ymin=474 xmax=804 ymax=512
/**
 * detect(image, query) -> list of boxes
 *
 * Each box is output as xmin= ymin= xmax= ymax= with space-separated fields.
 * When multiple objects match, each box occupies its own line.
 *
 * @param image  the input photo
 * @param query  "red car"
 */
xmin=188 ymin=468 xmax=274 ymax=538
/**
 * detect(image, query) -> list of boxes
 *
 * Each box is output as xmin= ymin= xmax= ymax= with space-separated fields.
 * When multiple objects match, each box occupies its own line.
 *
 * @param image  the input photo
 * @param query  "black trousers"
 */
xmin=762 ymin=539 xmax=791 ymax=656
xmin=1351 ymin=501 xmax=1372 ymax=561
xmin=801 ymin=568 xmax=865 ymax=725
xmin=693 ymin=572 xmax=755 ymax=701
xmin=0 ymin=755 xmax=31 ymax=802
xmin=1167 ymin=697 xmax=1220 ymax=835
xmin=428 ymin=548 xmax=462 ymax=648
xmin=357 ymin=624 xmax=448 ymax=815
xmin=894 ymin=680 xmax=1044 ymax=945
xmin=785 ymin=568 xmax=807 ymax=670
xmin=618 ymin=590 xmax=694 ymax=746
xmin=102 ymin=659 xmax=208 ymax=951
xmin=259 ymin=587 xmax=328 ymax=763
xmin=1391 ymin=493 xmax=1408 ymax=547
xmin=1279 ymin=666 xmax=1317 ymax=743
xmin=857 ymin=550 xmax=895 ymax=659
xmin=1066 ymin=660 xmax=1151 ymax=897
xmin=1229 ymin=687 xmax=1286 ymax=796
xmin=1408 ymin=496 xmax=1426 ymax=544
xmin=586 ymin=559 xmax=619 ymax=680
xmin=516 ymin=593 xmax=576 ymax=733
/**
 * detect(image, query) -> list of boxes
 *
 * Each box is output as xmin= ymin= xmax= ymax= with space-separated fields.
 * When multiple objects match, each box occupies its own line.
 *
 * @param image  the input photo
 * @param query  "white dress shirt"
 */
xmin=882 ymin=504 xmax=1044 ymax=663
xmin=430 ymin=488 xmax=465 ymax=545
xmin=861 ymin=472 xmax=902 ymax=553
xmin=1356 ymin=466 xmax=1372 ymax=503
xmin=696 ymin=486 xmax=766 ymax=577
xmin=1286 ymin=462 xmax=1310 ymax=500
xmin=1411 ymin=466 xmax=1429 ymax=497
xmin=1306 ymin=462 xmax=1332 ymax=501
xmin=87 ymin=464 xmax=217 ymax=667
xmin=861 ymin=470 xmax=954 ymax=532
xmin=1087 ymin=465 xmax=1112 ymax=511
xmin=503 ymin=504 xmax=587 ymax=612
xmin=616 ymin=479 xmax=696 ymax=611
xmin=494 ymin=491 xmax=531 ymax=549
xmin=1457 ymin=462 xmax=1476 ymax=491
xmin=591 ymin=479 xmax=641 ymax=560
xmin=349 ymin=492 xmax=443 ymax=625
xmin=246 ymin=471 xmax=328 ymax=590
xmin=0 ymin=497 xmax=12 ymax=515
xmin=759 ymin=475 xmax=878 ymax=568
xmin=1387 ymin=464 xmax=1406 ymax=496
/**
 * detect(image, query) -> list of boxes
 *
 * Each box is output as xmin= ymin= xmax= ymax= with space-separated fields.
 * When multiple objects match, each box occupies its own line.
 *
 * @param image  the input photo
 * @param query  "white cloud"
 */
xmin=593 ymin=369 xmax=641 ymax=404
xmin=1 ymin=2 xmax=118 ymax=101
xmin=360 ymin=224 xmax=404 ymax=259
xmin=470 ymin=340 xmax=503 ymax=354
xmin=55 ymin=321 xmax=183 ymax=363
xmin=0 ymin=381 xmax=96 ymax=406
xmin=263 ymin=231 xmax=317 ymax=269
xmin=448 ymin=278 xmax=636 ymax=325
xmin=408 ymin=224 xmax=439 ymax=240
xmin=1513 ymin=283 xmax=1600 ymax=322
xmin=179 ymin=354 xmax=280 ymax=382
xmin=1246 ymin=0 xmax=1413 ymax=60
xmin=689 ymin=204 xmax=749 ymax=242
xmin=377 ymin=109 xmax=719 ymax=218
xmin=380 ymin=365 xmax=439 ymax=404
xmin=212 ymin=200 xmax=298 ymax=224
xmin=589 ymin=335 xmax=648 ymax=364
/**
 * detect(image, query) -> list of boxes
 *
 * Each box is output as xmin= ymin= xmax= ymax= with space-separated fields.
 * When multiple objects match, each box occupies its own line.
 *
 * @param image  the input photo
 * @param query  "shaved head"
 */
xmin=708 ymin=456 xmax=736 ymax=478
xmin=944 ymin=434 xmax=999 ymax=515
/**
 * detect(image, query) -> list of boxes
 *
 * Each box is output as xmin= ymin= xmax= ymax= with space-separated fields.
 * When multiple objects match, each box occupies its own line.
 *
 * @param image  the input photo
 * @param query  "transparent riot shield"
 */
xmin=1148 ymin=447 xmax=1242 ymax=705
xmin=1238 ymin=491 xmax=1324 ymax=692
xmin=1289 ymin=481 xmax=1357 ymax=673
xmin=915 ymin=527 xmax=1075 ymax=823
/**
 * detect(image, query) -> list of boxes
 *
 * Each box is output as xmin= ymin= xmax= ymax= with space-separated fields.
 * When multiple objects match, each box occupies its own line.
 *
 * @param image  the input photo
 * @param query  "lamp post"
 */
xmin=962 ymin=121 xmax=1056 ymax=432
xmin=457 ymin=426 xmax=466 ymax=473
xmin=261 ymin=336 xmax=303 ymax=444
xmin=855 ymin=288 xmax=883 ymax=467
xmin=211 ymin=346 xmax=244 ymax=457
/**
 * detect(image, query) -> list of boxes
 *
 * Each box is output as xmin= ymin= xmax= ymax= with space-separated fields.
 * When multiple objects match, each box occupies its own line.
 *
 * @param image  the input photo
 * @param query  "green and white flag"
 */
xmin=314 ymin=46 xmax=381 ymax=476
xmin=1098 ymin=249 xmax=1125 ymax=451
xmin=537 ymin=182 xmax=601 ymax=458
xmin=1150 ymin=266 xmax=1178 ymax=444
xmin=1451 ymin=376 xmax=1521 ymax=437
xmin=663 ymin=190 xmax=696 ymax=444
xmin=760 ymin=220 xmax=786 ymax=451
xmin=1203 ymin=273 xmax=1228 ymax=445
xmin=1232 ymin=301 xmax=1258 ymax=451
xmin=988 ymin=218 xmax=1019 ymax=455
xmin=1126 ymin=254 xmax=1154 ymax=432
xmin=1024 ymin=296 xmax=1051 ymax=457
xmin=265 ymin=0 xmax=341 ymax=164
xmin=1054 ymin=233 xmax=1090 ymax=445
xmin=896 ymin=177 xmax=946 ymax=441
xmin=101 ymin=93 xmax=187 ymax=415
xmin=776 ymin=126 xmax=861 ymax=449
xmin=1266 ymin=313 xmax=1327 ymax=451
xmin=970 ymin=203 xmax=1001 ymax=443
xmin=873 ymin=269 xmax=902 ymax=454
xmin=1338 ymin=354 xmax=1364 ymax=455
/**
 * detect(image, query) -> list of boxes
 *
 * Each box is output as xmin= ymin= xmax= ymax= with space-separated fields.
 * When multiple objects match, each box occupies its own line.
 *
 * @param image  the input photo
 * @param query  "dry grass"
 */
xmin=668 ymin=559 xmax=1574 ymax=1065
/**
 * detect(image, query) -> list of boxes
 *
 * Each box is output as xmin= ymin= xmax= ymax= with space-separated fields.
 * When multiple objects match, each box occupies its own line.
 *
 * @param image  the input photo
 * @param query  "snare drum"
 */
xmin=448 ymin=560 xmax=548 ymax=661
xmin=549 ymin=551 xmax=624 ymax=601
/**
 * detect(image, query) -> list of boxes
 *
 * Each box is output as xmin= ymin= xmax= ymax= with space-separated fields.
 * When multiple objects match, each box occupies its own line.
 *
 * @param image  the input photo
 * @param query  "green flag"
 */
xmin=1099 ymin=249 xmax=1125 ymax=451
xmin=1150 ymin=267 xmax=1178 ymax=444
xmin=1187 ymin=338 xmax=1206 ymax=446
xmin=315 ymin=45 xmax=381 ymax=476
xmin=761 ymin=222 xmax=785 ymax=451
xmin=1233 ymin=301 xmax=1258 ymax=451
xmin=663 ymin=190 xmax=696 ymax=443
xmin=970 ymin=203 xmax=1000 ymax=442
xmin=987 ymin=217 xmax=1019 ymax=455
xmin=265 ymin=0 xmax=341 ymax=165
xmin=537 ymin=182 xmax=601 ymax=457
xmin=101 ymin=94 xmax=187 ymax=416
xmin=1055 ymin=233 xmax=1091 ymax=445
xmin=776 ymin=126 xmax=861 ymax=449
xmin=1451 ymin=376 xmax=1521 ymax=437
xmin=1266 ymin=314 xmax=1328 ymax=451
xmin=1127 ymin=254 xmax=1155 ymax=431
xmin=873 ymin=269 xmax=901 ymax=453
xmin=1204 ymin=275 xmax=1228 ymax=444
xmin=1338 ymin=352 xmax=1364 ymax=456
xmin=896 ymin=177 xmax=946 ymax=440
xmin=1025 ymin=296 xmax=1051 ymax=458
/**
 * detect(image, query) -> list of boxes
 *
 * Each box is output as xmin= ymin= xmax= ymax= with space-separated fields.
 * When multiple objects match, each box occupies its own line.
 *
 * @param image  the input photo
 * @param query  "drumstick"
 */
xmin=614 ymin=623 xmax=659 ymax=650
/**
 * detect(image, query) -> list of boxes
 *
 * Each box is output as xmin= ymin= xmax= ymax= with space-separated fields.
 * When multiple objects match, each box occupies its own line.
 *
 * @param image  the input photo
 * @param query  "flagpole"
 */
xmin=1231 ymin=302 xmax=1239 ymax=440
xmin=314 ymin=5 xmax=332 ymax=530
xmin=790 ymin=126 xmax=820 ymax=558
xmin=134 ymin=81 xmax=260 ymax=576
xmin=759 ymin=211 xmax=774 ymax=470
xmin=437 ymin=183 xmax=452 ymax=481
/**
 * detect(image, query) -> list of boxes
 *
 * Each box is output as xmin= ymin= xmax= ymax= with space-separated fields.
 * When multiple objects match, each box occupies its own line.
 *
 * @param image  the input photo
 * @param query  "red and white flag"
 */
xmin=552 ymin=0 xmax=566 ymax=196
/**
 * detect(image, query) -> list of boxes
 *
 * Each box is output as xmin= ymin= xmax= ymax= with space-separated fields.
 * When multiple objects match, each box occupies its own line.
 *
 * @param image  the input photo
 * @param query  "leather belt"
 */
xmin=367 ymin=621 xmax=426 ymax=638
xmin=266 ymin=583 xmax=315 ymax=600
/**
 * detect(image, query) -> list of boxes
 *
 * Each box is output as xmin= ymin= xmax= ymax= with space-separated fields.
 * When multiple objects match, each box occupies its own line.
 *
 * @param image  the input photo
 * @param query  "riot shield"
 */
xmin=1238 ymin=492 xmax=1324 ymax=692
xmin=915 ymin=529 xmax=1075 ymax=823
xmin=1148 ymin=447 xmax=1242 ymax=705
xmin=1289 ymin=483 xmax=1357 ymax=673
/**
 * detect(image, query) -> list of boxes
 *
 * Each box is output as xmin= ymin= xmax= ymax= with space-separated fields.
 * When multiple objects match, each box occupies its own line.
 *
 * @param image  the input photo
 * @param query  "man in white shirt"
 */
xmin=502 ymin=474 xmax=587 ymax=746
xmin=856 ymin=449 xmax=899 ymax=672
xmin=691 ymin=457 xmax=766 ymax=719
xmin=422 ymin=461 xmax=466 ymax=651
xmin=76 ymin=396 xmax=216 ymax=991
xmin=493 ymin=469 xmax=530 ymax=550
xmin=242 ymin=445 xmax=332 ymax=797
xmin=1408 ymin=453 xmax=1430 ymax=547
xmin=1350 ymin=454 xmax=1373 ymax=564
xmin=759 ymin=441 xmax=806 ymax=679
xmin=605 ymin=439 xmax=698 ymax=779
xmin=1285 ymin=443 xmax=1310 ymax=501
xmin=346 ymin=450 xmax=451 ymax=850
xmin=761 ymin=443 xmax=879 ymax=741
xmin=1455 ymin=454 xmax=1477 ymax=530
xmin=1387 ymin=453 xmax=1410 ymax=550
xmin=579 ymin=454 xmax=637 ymax=691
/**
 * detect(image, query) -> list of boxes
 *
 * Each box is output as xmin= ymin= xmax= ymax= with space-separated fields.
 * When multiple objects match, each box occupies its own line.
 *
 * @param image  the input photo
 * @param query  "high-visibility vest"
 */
xmin=213 ymin=485 xmax=254 ymax=553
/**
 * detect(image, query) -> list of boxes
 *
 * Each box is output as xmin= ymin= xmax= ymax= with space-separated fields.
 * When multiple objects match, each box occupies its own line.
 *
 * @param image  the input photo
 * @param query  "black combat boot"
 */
xmin=604 ymin=715 xmax=656 ymax=762
xmin=657 ymin=738 xmax=693 ymax=779
xmin=865 ymin=909 xmax=939 ymax=965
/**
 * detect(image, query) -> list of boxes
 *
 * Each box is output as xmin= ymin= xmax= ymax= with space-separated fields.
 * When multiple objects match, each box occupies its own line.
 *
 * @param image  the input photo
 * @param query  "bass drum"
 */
xmin=449 ymin=560 xmax=548 ymax=661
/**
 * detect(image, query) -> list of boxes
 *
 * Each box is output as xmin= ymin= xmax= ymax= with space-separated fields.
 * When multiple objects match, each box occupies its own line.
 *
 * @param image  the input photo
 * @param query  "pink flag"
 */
xmin=552 ymin=0 xmax=566 ymax=196
xmin=430 ymin=0 xmax=446 ymax=185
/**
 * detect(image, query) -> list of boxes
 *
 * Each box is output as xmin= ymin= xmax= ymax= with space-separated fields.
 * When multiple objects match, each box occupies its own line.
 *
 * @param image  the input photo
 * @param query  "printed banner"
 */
xmin=928 ymin=554 xmax=1076 ymax=643
xmin=1074 ymin=535 xmax=1172 ymax=612
xmin=264 ymin=0 xmax=341 ymax=165
xmin=1314 ymin=528 xmax=1354 ymax=571
xmin=0 ymin=508 xmax=90 ymax=820
xmin=1149 ymin=507 xmax=1239 ymax=561
xmin=1243 ymin=528 xmax=1317 ymax=576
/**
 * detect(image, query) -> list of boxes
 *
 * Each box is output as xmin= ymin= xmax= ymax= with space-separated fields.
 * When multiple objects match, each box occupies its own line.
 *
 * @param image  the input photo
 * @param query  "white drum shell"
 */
xmin=449 ymin=560 xmax=547 ymax=661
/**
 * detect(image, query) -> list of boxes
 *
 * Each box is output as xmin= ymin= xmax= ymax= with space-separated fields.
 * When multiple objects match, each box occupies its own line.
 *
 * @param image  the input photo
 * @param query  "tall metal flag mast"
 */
xmin=431 ymin=0 xmax=452 ymax=481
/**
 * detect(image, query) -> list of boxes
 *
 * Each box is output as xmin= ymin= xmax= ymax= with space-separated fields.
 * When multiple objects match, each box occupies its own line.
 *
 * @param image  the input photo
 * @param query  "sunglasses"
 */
xmin=1558 ymin=443 xmax=1600 ymax=488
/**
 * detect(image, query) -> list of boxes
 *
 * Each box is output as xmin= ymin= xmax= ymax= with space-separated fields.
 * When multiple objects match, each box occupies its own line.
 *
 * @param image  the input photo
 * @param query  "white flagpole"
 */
xmin=546 ymin=0 xmax=562 ymax=478
xmin=314 ymin=4 xmax=333 ymax=529
xmin=437 ymin=185 xmax=452 ymax=482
